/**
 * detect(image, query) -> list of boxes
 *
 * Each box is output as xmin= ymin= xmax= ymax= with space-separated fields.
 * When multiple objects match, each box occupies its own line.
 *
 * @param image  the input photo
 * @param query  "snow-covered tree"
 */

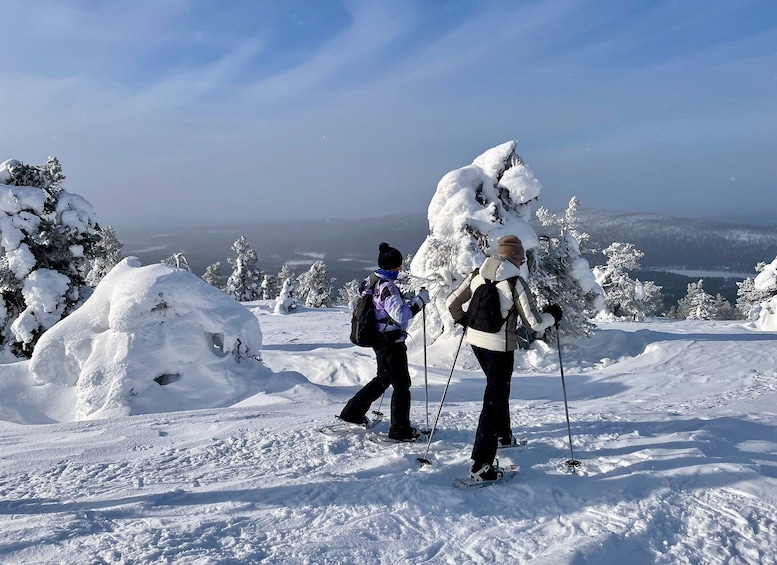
xmin=274 ymin=278 xmax=300 ymax=314
xmin=529 ymin=235 xmax=602 ymax=338
xmin=162 ymin=253 xmax=191 ymax=272
xmin=338 ymin=279 xmax=361 ymax=308
xmin=85 ymin=225 xmax=124 ymax=287
xmin=593 ymin=242 xmax=664 ymax=321
xmin=276 ymin=264 xmax=296 ymax=297
xmin=296 ymin=260 xmax=334 ymax=308
xmin=634 ymin=280 xmax=666 ymax=318
xmin=225 ymin=236 xmax=261 ymax=302
xmin=0 ymin=157 xmax=102 ymax=356
xmin=202 ymin=262 xmax=224 ymax=290
xmin=261 ymin=274 xmax=281 ymax=300
xmin=736 ymin=259 xmax=776 ymax=319
xmin=536 ymin=196 xmax=591 ymax=251
xmin=533 ymin=198 xmax=605 ymax=336
xmin=396 ymin=253 xmax=416 ymax=296
xmin=675 ymin=279 xmax=732 ymax=320
xmin=711 ymin=293 xmax=735 ymax=320
xmin=410 ymin=141 xmax=549 ymax=342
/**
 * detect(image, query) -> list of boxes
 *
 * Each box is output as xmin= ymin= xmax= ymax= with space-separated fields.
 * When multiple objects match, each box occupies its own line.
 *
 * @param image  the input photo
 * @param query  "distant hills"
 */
xmin=574 ymin=209 xmax=777 ymax=273
xmin=118 ymin=210 xmax=777 ymax=307
xmin=572 ymin=210 xmax=777 ymax=306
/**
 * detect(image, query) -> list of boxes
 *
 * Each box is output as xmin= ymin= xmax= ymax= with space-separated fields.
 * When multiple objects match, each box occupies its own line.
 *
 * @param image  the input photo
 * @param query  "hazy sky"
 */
xmin=1 ymin=0 xmax=775 ymax=228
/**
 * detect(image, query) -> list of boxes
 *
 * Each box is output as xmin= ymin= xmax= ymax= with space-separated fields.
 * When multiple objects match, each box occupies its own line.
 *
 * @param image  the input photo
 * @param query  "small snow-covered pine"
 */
xmin=0 ymin=157 xmax=102 ymax=357
xmin=225 ymin=235 xmax=262 ymax=302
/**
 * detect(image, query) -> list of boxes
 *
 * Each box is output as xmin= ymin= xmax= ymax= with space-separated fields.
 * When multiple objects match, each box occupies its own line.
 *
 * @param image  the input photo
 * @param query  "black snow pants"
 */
xmin=340 ymin=337 xmax=412 ymax=434
xmin=470 ymin=345 xmax=514 ymax=468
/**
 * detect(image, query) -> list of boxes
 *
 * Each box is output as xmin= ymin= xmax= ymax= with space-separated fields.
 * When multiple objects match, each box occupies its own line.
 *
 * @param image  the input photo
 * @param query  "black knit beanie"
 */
xmin=378 ymin=242 xmax=403 ymax=270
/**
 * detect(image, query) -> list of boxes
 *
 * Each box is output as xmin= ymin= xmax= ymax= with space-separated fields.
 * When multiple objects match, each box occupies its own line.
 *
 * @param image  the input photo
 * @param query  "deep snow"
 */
xmin=1 ymin=301 xmax=776 ymax=564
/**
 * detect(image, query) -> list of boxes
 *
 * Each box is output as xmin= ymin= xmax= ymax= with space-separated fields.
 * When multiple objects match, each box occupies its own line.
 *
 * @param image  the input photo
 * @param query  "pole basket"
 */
xmin=564 ymin=459 xmax=582 ymax=472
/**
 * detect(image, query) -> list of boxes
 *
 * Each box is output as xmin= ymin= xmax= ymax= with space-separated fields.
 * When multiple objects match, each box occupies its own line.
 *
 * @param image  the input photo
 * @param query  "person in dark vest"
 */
xmin=340 ymin=242 xmax=430 ymax=440
xmin=446 ymin=235 xmax=561 ymax=481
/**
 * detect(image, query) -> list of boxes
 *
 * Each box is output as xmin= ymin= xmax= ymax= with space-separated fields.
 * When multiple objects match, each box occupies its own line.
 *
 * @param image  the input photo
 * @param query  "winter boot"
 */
xmin=498 ymin=434 xmax=518 ymax=447
xmin=470 ymin=461 xmax=505 ymax=482
xmin=388 ymin=426 xmax=420 ymax=441
xmin=339 ymin=414 xmax=370 ymax=427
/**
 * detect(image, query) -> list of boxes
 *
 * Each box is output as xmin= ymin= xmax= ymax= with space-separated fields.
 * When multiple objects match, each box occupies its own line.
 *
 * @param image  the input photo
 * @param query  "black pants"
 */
xmin=471 ymin=345 xmax=514 ymax=468
xmin=340 ymin=339 xmax=412 ymax=433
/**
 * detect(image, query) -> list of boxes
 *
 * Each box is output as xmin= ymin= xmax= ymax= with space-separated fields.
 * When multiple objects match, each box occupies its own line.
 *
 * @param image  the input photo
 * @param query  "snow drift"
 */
xmin=29 ymin=257 xmax=264 ymax=420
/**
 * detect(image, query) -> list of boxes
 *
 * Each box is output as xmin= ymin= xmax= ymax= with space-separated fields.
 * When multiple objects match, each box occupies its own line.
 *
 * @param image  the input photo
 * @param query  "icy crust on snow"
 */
xmin=29 ymin=257 xmax=264 ymax=421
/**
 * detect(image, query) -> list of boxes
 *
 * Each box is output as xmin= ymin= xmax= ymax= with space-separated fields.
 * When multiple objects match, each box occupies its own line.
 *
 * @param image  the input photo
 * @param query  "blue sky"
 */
xmin=1 ymin=0 xmax=775 ymax=228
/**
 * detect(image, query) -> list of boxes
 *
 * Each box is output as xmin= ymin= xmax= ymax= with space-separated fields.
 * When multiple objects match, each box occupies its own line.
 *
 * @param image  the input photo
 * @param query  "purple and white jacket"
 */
xmin=360 ymin=272 xmax=421 ymax=343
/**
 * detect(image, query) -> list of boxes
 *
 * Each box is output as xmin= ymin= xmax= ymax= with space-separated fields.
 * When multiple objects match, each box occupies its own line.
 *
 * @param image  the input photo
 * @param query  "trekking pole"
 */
xmin=555 ymin=328 xmax=581 ymax=472
xmin=420 ymin=295 xmax=430 ymax=434
xmin=417 ymin=328 xmax=466 ymax=466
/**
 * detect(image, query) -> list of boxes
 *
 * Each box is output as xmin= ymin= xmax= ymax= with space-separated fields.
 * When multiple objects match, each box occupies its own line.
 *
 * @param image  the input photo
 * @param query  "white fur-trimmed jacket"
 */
xmin=446 ymin=255 xmax=554 ymax=352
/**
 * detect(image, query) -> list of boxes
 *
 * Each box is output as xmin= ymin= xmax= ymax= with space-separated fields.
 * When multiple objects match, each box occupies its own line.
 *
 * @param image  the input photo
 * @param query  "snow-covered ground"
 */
xmin=1 ymin=302 xmax=776 ymax=564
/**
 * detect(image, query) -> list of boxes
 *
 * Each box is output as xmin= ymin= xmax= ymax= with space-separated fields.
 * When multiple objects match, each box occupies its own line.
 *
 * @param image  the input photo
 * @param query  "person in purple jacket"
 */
xmin=339 ymin=242 xmax=430 ymax=441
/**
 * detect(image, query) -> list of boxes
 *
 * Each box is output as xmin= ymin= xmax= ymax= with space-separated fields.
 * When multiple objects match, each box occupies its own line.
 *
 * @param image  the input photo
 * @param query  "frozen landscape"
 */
xmin=1 ymin=295 xmax=776 ymax=564
xmin=1 ymin=140 xmax=776 ymax=564
xmin=3 ymin=3 xmax=776 ymax=562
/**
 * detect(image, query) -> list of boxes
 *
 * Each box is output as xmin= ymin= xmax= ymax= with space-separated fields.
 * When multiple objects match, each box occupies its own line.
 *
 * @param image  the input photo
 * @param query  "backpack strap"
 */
xmin=367 ymin=273 xmax=380 ymax=291
xmin=503 ymin=276 xmax=519 ymax=350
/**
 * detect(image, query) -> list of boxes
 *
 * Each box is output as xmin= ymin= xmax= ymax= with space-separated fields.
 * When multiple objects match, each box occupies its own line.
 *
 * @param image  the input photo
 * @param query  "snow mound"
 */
xmin=29 ymin=257 xmax=264 ymax=420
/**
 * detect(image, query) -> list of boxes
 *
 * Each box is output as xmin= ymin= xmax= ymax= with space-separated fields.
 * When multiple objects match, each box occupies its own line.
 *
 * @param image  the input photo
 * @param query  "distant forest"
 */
xmin=118 ymin=210 xmax=777 ymax=309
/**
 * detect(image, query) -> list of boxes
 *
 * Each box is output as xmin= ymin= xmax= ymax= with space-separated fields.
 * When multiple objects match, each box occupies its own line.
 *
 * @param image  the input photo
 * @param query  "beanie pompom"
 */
xmin=378 ymin=242 xmax=403 ymax=270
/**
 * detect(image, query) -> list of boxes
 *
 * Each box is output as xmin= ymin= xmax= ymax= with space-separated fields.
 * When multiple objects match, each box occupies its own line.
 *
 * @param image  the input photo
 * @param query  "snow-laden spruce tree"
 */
xmin=411 ymin=140 xmax=586 ymax=342
xmin=225 ymin=236 xmax=262 ymax=302
xmin=162 ymin=252 xmax=191 ymax=272
xmin=675 ymin=280 xmax=713 ymax=320
xmin=273 ymin=278 xmax=300 ymax=314
xmin=736 ymin=258 xmax=777 ymax=319
xmin=0 ymin=157 xmax=107 ymax=356
xmin=338 ymin=279 xmax=361 ymax=308
xmin=592 ymin=242 xmax=664 ymax=321
xmin=533 ymin=197 xmax=605 ymax=337
xmin=674 ymin=279 xmax=732 ymax=320
xmin=202 ymin=262 xmax=224 ymax=290
xmin=276 ymin=264 xmax=296 ymax=298
xmin=84 ymin=225 xmax=123 ymax=287
xmin=296 ymin=260 xmax=334 ymax=308
xmin=261 ymin=274 xmax=280 ymax=300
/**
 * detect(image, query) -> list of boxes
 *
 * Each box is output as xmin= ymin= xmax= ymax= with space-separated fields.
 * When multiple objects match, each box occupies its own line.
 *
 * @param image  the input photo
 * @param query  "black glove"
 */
xmin=543 ymin=304 xmax=562 ymax=326
xmin=454 ymin=316 xmax=467 ymax=328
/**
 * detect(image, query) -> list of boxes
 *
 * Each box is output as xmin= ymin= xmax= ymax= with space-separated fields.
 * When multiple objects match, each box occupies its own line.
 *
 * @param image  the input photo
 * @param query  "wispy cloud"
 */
xmin=1 ymin=0 xmax=776 ymax=226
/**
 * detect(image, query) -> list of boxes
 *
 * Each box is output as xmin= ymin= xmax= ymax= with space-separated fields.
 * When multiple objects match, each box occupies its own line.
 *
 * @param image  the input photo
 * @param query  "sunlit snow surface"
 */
xmin=1 ymin=303 xmax=776 ymax=564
